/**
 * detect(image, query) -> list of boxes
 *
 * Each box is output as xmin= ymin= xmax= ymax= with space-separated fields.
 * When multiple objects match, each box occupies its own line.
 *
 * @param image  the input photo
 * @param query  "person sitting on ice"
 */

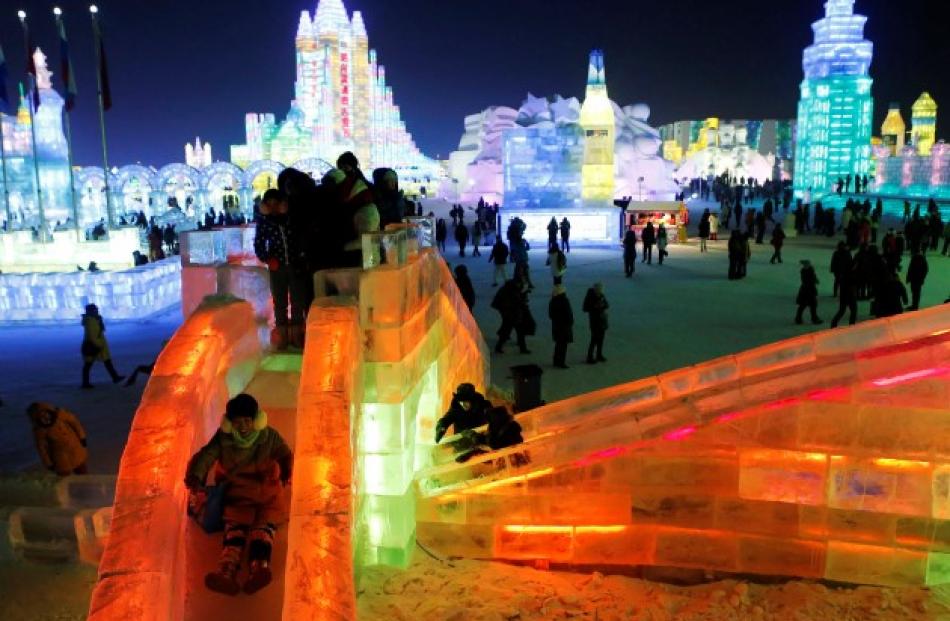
xmin=27 ymin=402 xmax=88 ymax=476
xmin=185 ymin=394 xmax=293 ymax=596
xmin=434 ymin=383 xmax=492 ymax=443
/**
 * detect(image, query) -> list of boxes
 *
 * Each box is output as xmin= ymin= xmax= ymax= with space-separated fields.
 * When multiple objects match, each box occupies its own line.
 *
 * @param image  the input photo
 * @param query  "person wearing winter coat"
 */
xmin=547 ymin=242 xmax=567 ymax=283
xmin=727 ymin=230 xmax=744 ymax=280
xmin=623 ymin=228 xmax=637 ymax=277
xmin=435 ymin=383 xmax=491 ymax=442
xmin=709 ymin=212 xmax=720 ymax=241
xmin=81 ymin=304 xmax=124 ymax=388
xmin=372 ymin=168 xmax=407 ymax=228
xmin=656 ymin=224 xmax=669 ymax=265
xmin=547 ymin=217 xmax=559 ymax=248
xmin=27 ymin=402 xmax=88 ymax=475
xmin=769 ymin=224 xmax=786 ymax=264
xmin=471 ymin=221 xmax=483 ymax=257
xmin=436 ymin=219 xmax=447 ymax=252
xmin=582 ymin=283 xmax=609 ymax=364
xmin=488 ymin=238 xmax=509 ymax=286
xmin=830 ymin=259 xmax=859 ymax=328
xmin=334 ymin=153 xmax=381 ymax=266
xmin=509 ymin=237 xmax=533 ymax=290
xmin=492 ymin=278 xmax=531 ymax=354
xmin=874 ymin=269 xmax=909 ymax=317
xmin=548 ymin=281 xmax=574 ymax=369
xmin=795 ymin=260 xmax=823 ymax=325
xmin=560 ymin=218 xmax=571 ymax=252
xmin=641 ymin=222 xmax=656 ymax=264
xmin=830 ymin=242 xmax=852 ymax=297
xmin=254 ymin=189 xmax=309 ymax=350
xmin=906 ymin=250 xmax=929 ymax=311
xmin=455 ymin=222 xmax=470 ymax=257
xmin=698 ymin=210 xmax=710 ymax=252
xmin=454 ymin=264 xmax=476 ymax=311
xmin=185 ymin=394 xmax=293 ymax=596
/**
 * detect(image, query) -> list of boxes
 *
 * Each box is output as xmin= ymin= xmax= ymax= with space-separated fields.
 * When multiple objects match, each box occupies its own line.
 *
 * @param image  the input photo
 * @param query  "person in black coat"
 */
xmin=830 ymin=258 xmax=859 ymax=328
xmin=769 ymin=224 xmax=786 ymax=264
xmin=698 ymin=210 xmax=710 ymax=253
xmin=548 ymin=281 xmax=574 ymax=369
xmin=560 ymin=218 xmax=571 ymax=253
xmin=582 ymin=283 xmax=609 ymax=364
xmin=641 ymin=222 xmax=656 ymax=264
xmin=623 ymin=228 xmax=637 ymax=277
xmin=455 ymin=222 xmax=470 ymax=257
xmin=435 ymin=219 xmax=447 ymax=252
xmin=454 ymin=264 xmax=476 ymax=311
xmin=547 ymin=217 xmax=559 ymax=248
xmin=727 ymin=230 xmax=743 ymax=280
xmin=830 ymin=242 xmax=852 ymax=297
xmin=906 ymin=249 xmax=929 ymax=311
xmin=434 ymin=383 xmax=491 ymax=443
xmin=795 ymin=260 xmax=823 ymax=325
xmin=492 ymin=278 xmax=531 ymax=354
xmin=874 ymin=268 xmax=908 ymax=317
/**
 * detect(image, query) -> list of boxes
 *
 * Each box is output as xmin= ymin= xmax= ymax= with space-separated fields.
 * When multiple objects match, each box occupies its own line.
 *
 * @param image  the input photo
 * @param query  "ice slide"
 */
xmin=416 ymin=304 xmax=950 ymax=588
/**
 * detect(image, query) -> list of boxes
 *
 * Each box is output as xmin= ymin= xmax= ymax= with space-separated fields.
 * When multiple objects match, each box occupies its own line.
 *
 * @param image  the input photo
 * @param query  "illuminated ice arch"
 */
xmin=74 ymin=167 xmax=110 ymax=226
xmin=243 ymin=159 xmax=286 ymax=199
xmin=289 ymin=157 xmax=334 ymax=182
xmin=157 ymin=163 xmax=203 ymax=215
xmin=202 ymin=162 xmax=245 ymax=211
xmin=114 ymin=165 xmax=160 ymax=218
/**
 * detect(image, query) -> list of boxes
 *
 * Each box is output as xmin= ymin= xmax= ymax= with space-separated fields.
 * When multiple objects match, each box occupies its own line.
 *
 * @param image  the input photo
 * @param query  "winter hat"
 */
xmin=225 ymin=393 xmax=259 ymax=421
xmin=455 ymin=383 xmax=477 ymax=402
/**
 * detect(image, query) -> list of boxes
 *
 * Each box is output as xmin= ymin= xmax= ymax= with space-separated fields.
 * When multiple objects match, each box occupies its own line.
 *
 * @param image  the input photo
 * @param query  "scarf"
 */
xmin=231 ymin=426 xmax=261 ymax=449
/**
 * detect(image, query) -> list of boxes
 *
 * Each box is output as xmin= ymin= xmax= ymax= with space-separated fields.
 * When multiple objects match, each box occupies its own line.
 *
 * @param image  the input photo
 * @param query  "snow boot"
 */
xmin=205 ymin=561 xmax=241 ymax=596
xmin=243 ymin=560 xmax=272 ymax=595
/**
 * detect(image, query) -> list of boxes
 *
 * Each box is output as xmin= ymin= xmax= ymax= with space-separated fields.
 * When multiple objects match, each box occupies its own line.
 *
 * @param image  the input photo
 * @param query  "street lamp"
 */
xmin=89 ymin=5 xmax=98 ymax=14
xmin=53 ymin=7 xmax=62 ymax=16
xmin=17 ymin=10 xmax=26 ymax=20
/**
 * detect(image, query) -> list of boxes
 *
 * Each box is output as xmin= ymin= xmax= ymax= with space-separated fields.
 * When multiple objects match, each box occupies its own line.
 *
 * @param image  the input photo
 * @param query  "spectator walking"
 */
xmin=488 ymin=237 xmax=509 ymax=287
xmin=795 ymin=260 xmax=823 ymax=325
xmin=436 ymin=219 xmax=447 ymax=252
xmin=698 ymin=209 xmax=710 ymax=252
xmin=906 ymin=249 xmax=929 ymax=311
xmin=471 ymin=221 xmax=483 ymax=257
xmin=623 ymin=228 xmax=637 ymax=277
xmin=560 ymin=218 xmax=571 ymax=252
xmin=548 ymin=281 xmax=574 ymax=369
xmin=769 ymin=224 xmax=786 ymax=264
xmin=582 ymin=283 xmax=608 ymax=364
xmin=491 ymin=278 xmax=531 ymax=354
xmin=455 ymin=221 xmax=469 ymax=257
xmin=657 ymin=224 xmax=669 ymax=265
xmin=27 ymin=402 xmax=88 ymax=476
xmin=454 ymin=265 xmax=476 ymax=311
xmin=81 ymin=304 xmax=124 ymax=388
xmin=641 ymin=222 xmax=656 ymax=264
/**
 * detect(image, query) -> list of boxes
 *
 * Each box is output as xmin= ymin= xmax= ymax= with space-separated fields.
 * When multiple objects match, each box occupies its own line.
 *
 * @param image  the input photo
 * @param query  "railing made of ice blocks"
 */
xmin=0 ymin=257 xmax=181 ymax=321
xmin=86 ymin=299 xmax=262 ymax=621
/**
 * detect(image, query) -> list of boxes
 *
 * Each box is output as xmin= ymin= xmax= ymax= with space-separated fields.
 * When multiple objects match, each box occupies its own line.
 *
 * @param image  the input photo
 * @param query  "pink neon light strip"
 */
xmin=870 ymin=366 xmax=950 ymax=387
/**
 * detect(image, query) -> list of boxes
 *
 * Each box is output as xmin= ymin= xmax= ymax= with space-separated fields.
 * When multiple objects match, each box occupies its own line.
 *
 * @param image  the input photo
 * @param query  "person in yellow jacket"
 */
xmin=81 ymin=304 xmax=124 ymax=388
xmin=27 ymin=402 xmax=88 ymax=475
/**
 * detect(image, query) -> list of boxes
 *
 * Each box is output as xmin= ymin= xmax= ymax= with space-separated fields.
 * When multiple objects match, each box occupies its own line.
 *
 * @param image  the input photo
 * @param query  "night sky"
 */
xmin=1 ymin=0 xmax=947 ymax=167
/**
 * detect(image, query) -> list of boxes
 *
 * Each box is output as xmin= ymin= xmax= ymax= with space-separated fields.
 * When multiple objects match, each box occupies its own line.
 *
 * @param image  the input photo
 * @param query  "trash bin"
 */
xmin=509 ymin=364 xmax=543 ymax=413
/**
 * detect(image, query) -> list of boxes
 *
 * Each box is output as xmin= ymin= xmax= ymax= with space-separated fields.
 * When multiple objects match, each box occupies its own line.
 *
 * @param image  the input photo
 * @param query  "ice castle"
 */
xmin=793 ymin=0 xmax=874 ymax=198
xmin=230 ymin=0 xmax=442 ymax=180
xmin=0 ymin=49 xmax=72 ymax=230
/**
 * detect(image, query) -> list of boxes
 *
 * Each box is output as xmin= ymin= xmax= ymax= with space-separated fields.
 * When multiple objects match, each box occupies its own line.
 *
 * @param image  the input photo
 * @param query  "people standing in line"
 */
xmin=641 ymin=221 xmax=656 ymax=264
xmin=830 ymin=241 xmax=852 ymax=298
xmin=795 ymin=260 xmax=823 ymax=325
xmin=698 ymin=209 xmax=710 ymax=252
xmin=623 ymin=227 xmax=637 ymax=277
xmin=906 ymin=249 xmax=929 ymax=311
xmin=455 ymin=221 xmax=469 ymax=257
xmin=435 ymin=219 xmax=447 ymax=252
xmin=560 ymin=218 xmax=571 ymax=253
xmin=454 ymin=265 xmax=476 ymax=312
xmin=769 ymin=224 xmax=786 ymax=264
xmin=81 ymin=304 xmax=125 ymax=388
xmin=185 ymin=394 xmax=293 ymax=596
xmin=488 ymin=237 xmax=509 ymax=287
xmin=491 ymin=276 xmax=532 ymax=354
xmin=656 ymin=224 xmax=669 ymax=265
xmin=582 ymin=283 xmax=609 ymax=364
xmin=547 ymin=217 xmax=559 ymax=250
xmin=471 ymin=220 xmax=483 ymax=257
xmin=254 ymin=189 xmax=309 ymax=350
xmin=27 ymin=402 xmax=88 ymax=476
xmin=548 ymin=280 xmax=574 ymax=369
xmin=830 ymin=259 xmax=859 ymax=328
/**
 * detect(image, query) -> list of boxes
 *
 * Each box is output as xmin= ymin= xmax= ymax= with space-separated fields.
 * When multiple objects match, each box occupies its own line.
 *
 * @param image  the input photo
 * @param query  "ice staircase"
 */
xmin=416 ymin=305 xmax=950 ymax=587
xmin=182 ymin=353 xmax=300 ymax=621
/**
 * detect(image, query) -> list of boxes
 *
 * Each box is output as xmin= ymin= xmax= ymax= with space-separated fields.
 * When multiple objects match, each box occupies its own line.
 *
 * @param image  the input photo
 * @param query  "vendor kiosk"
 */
xmin=622 ymin=201 xmax=689 ymax=242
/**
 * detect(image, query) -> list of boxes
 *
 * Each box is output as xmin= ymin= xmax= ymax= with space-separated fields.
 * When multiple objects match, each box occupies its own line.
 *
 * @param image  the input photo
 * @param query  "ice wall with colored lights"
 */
xmin=417 ymin=304 xmax=950 ymax=588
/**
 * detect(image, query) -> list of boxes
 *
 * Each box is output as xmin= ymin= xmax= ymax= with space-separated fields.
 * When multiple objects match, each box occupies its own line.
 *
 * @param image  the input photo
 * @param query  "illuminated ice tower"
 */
xmin=579 ymin=50 xmax=615 ymax=205
xmin=231 ymin=0 xmax=439 ymax=177
xmin=911 ymin=92 xmax=937 ymax=156
xmin=793 ymin=0 xmax=874 ymax=197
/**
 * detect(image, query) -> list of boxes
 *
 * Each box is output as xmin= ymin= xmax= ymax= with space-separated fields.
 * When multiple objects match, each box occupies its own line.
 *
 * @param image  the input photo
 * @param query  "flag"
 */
xmin=92 ymin=17 xmax=111 ymax=111
xmin=56 ymin=17 xmax=77 ymax=111
xmin=21 ymin=19 xmax=40 ymax=109
xmin=0 ymin=42 xmax=9 ymax=114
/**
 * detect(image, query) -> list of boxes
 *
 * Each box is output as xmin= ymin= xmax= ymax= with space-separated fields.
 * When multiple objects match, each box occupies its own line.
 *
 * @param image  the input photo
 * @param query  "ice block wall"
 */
xmin=417 ymin=305 xmax=950 ymax=587
xmin=86 ymin=299 xmax=262 ymax=621
xmin=0 ymin=257 xmax=181 ymax=322
xmin=355 ymin=248 xmax=489 ymax=569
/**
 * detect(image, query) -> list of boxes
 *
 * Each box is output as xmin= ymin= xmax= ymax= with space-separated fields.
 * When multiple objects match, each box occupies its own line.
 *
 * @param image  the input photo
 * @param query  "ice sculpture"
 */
xmin=613 ymin=103 xmax=680 ymax=199
xmin=580 ymin=50 xmax=615 ymax=205
xmin=417 ymin=303 xmax=950 ymax=588
xmin=230 ymin=0 xmax=441 ymax=180
xmin=881 ymin=103 xmax=906 ymax=155
xmin=673 ymin=118 xmax=778 ymax=184
xmin=911 ymin=92 xmax=937 ymax=156
xmin=794 ymin=0 xmax=874 ymax=197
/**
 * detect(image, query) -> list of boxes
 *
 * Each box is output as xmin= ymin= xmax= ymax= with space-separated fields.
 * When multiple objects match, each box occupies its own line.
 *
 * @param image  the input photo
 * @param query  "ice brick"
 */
xmin=738 ymin=448 xmax=828 ymax=505
xmin=825 ymin=541 xmax=927 ymax=586
xmin=828 ymin=456 xmax=932 ymax=517
xmin=8 ymin=507 xmax=78 ymax=562
xmin=56 ymin=474 xmax=117 ymax=509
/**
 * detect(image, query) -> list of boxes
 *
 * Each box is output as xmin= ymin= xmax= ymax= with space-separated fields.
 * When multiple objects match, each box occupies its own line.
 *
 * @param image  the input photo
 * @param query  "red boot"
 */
xmin=243 ymin=560 xmax=272 ymax=594
xmin=205 ymin=560 xmax=241 ymax=596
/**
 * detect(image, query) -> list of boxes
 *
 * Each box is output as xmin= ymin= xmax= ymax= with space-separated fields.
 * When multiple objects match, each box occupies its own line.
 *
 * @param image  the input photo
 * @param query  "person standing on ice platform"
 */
xmin=455 ymin=220 xmax=469 ymax=257
xmin=582 ymin=282 xmax=609 ymax=363
xmin=641 ymin=221 xmax=656 ymax=264
xmin=185 ymin=394 xmax=292 ymax=596
xmin=547 ymin=217 xmax=559 ymax=249
xmin=623 ymin=227 xmax=637 ymax=277
xmin=491 ymin=277 xmax=531 ymax=354
xmin=795 ymin=260 xmax=823 ymax=325
xmin=435 ymin=383 xmax=491 ymax=443
xmin=80 ymin=304 xmax=125 ymax=388
xmin=560 ymin=218 xmax=571 ymax=253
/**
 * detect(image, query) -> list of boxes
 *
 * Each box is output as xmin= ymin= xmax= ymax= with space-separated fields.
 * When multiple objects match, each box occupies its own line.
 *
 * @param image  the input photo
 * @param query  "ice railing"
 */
xmin=87 ymin=299 xmax=262 ymax=621
xmin=417 ymin=305 xmax=950 ymax=497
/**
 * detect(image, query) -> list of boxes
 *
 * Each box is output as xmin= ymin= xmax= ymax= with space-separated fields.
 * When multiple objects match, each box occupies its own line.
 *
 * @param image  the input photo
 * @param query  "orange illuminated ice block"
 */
xmin=417 ymin=305 xmax=950 ymax=587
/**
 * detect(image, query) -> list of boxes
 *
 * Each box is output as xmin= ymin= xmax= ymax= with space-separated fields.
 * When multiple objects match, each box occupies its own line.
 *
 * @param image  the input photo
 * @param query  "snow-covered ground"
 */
xmin=0 ymin=198 xmax=948 ymax=619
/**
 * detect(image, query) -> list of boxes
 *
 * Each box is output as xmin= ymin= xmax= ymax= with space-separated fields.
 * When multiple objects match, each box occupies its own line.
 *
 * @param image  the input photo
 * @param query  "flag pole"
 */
xmin=89 ymin=5 xmax=114 ymax=230
xmin=54 ymin=7 xmax=80 ymax=238
xmin=0 ymin=40 xmax=12 ymax=228
xmin=17 ymin=11 xmax=46 ymax=241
